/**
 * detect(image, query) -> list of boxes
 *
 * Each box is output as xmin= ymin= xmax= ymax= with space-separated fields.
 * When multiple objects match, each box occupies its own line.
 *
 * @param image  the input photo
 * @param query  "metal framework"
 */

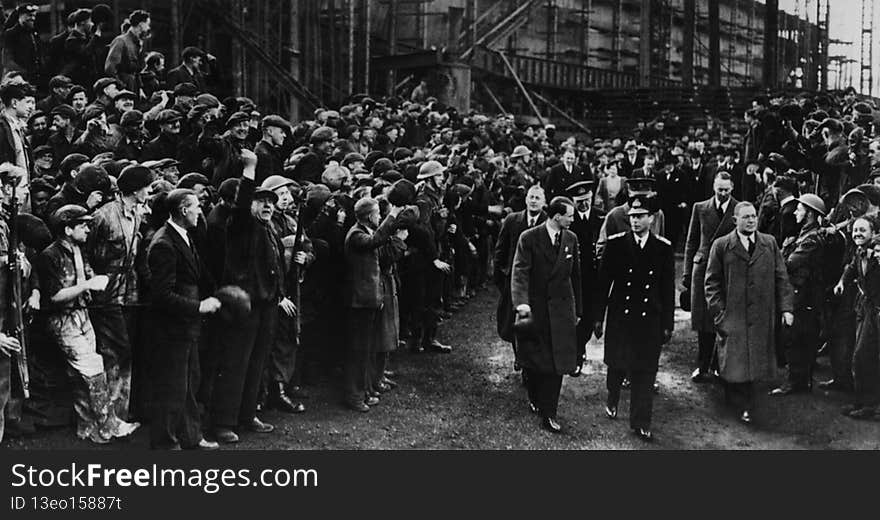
xmin=860 ymin=0 xmax=874 ymax=95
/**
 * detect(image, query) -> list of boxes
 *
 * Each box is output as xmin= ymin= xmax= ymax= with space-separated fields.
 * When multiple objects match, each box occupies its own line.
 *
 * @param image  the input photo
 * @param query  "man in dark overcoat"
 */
xmin=566 ymin=180 xmax=605 ymax=376
xmin=543 ymin=148 xmax=587 ymax=201
xmin=595 ymin=195 xmax=674 ymax=442
xmin=704 ymin=201 xmax=794 ymax=425
xmin=146 ymin=188 xmax=219 ymax=450
xmin=682 ymin=171 xmax=737 ymax=382
xmin=493 ymin=184 xmax=545 ymax=365
xmin=511 ymin=196 xmax=582 ymax=433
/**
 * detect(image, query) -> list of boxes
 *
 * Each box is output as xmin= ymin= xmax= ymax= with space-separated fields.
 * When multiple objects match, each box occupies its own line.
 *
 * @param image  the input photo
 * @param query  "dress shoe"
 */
xmin=691 ymin=368 xmax=713 ymax=383
xmin=542 ymin=417 xmax=562 ymax=433
xmin=621 ymin=378 xmax=631 ymax=389
xmin=841 ymin=403 xmax=862 ymax=416
xmin=214 ymin=428 xmax=240 ymax=444
xmin=407 ymin=338 xmax=424 ymax=353
xmin=605 ymin=405 xmax=618 ymax=419
xmin=383 ymin=369 xmax=397 ymax=378
xmin=365 ymin=396 xmax=380 ymax=406
xmin=375 ymin=382 xmax=393 ymax=393
xmin=739 ymin=410 xmax=753 ymax=424
xmin=769 ymin=383 xmax=809 ymax=396
xmin=846 ymin=406 xmax=875 ymax=420
xmin=346 ymin=400 xmax=370 ymax=412
xmin=381 ymin=376 xmax=397 ymax=388
xmin=653 ymin=382 xmax=660 ymax=394
xmin=633 ymin=428 xmax=653 ymax=442
xmin=427 ymin=340 xmax=452 ymax=353
xmin=438 ymin=310 xmax=453 ymax=320
xmin=569 ymin=364 xmax=583 ymax=377
xmin=818 ymin=379 xmax=852 ymax=392
xmin=528 ymin=401 xmax=539 ymax=414
xmin=188 ymin=438 xmax=220 ymax=450
xmin=245 ymin=417 xmax=275 ymax=433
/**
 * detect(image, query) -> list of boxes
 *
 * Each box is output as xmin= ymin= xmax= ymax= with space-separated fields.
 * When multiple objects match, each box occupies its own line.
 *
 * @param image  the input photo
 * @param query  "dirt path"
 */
xmin=6 ymin=282 xmax=880 ymax=450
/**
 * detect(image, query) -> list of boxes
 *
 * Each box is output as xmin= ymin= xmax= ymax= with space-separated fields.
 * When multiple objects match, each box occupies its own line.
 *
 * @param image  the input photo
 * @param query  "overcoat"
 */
xmin=682 ymin=197 xmax=737 ymax=331
xmin=510 ymin=225 xmax=582 ymax=375
xmin=596 ymin=231 xmax=675 ymax=370
xmin=704 ymin=230 xmax=794 ymax=383
xmin=493 ymin=210 xmax=545 ymax=342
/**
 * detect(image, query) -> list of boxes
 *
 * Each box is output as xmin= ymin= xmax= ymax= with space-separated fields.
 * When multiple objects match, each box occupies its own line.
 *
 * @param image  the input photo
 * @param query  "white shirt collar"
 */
xmin=526 ymin=212 xmax=540 ymax=226
xmin=579 ymin=208 xmax=590 ymax=220
xmin=633 ymin=232 xmax=649 ymax=248
xmin=545 ymin=221 xmax=559 ymax=242
xmin=736 ymin=230 xmax=755 ymax=250
xmin=715 ymin=197 xmax=729 ymax=213
xmin=168 ymin=220 xmax=190 ymax=246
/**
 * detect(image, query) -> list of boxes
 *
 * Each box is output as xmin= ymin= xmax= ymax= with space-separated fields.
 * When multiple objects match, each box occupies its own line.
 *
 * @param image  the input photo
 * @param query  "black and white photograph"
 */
xmin=0 ymin=0 xmax=879 ymax=463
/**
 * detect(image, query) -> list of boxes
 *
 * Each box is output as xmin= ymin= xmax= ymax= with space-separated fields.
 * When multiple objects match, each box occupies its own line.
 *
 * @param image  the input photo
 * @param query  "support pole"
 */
xmin=480 ymin=81 xmax=508 ymax=115
xmin=171 ymin=0 xmax=181 ymax=69
xmin=290 ymin=0 xmax=300 ymax=121
xmin=708 ymin=0 xmax=720 ymax=87
xmin=388 ymin=0 xmax=398 ymax=96
xmin=364 ymin=0 xmax=371 ymax=95
xmin=529 ymin=89 xmax=590 ymax=135
xmin=496 ymin=51 xmax=544 ymax=125
xmin=639 ymin=0 xmax=652 ymax=87
xmin=349 ymin=0 xmax=355 ymax=95
xmin=682 ymin=0 xmax=695 ymax=87
xmin=764 ymin=0 xmax=779 ymax=87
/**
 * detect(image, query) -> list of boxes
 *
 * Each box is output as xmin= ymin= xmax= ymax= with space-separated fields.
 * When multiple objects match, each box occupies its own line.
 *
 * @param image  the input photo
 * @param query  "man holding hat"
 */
xmin=255 ymin=115 xmax=292 ymax=184
xmin=566 ymin=180 xmax=605 ymax=376
xmin=86 ymin=165 xmax=153 ymax=421
xmin=770 ymin=193 xmax=827 ymax=396
xmin=143 ymin=109 xmax=183 ymax=161
xmin=88 ymin=78 xmax=122 ymax=114
xmin=595 ymin=194 xmax=674 ymax=442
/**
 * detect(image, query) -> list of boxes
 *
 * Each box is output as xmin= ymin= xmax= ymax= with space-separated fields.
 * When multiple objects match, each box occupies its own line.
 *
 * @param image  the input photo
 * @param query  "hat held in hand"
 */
xmin=214 ymin=285 xmax=251 ymax=322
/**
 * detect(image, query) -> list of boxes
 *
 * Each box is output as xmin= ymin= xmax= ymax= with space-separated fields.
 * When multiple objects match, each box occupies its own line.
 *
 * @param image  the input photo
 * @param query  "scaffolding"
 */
xmin=860 ymin=0 xmax=874 ymax=95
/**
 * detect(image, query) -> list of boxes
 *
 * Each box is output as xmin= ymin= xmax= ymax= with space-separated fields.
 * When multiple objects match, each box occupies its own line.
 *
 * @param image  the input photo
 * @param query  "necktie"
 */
xmin=747 ymin=237 xmax=755 ymax=256
xmin=716 ymin=202 xmax=724 ymax=220
xmin=553 ymin=232 xmax=560 ymax=251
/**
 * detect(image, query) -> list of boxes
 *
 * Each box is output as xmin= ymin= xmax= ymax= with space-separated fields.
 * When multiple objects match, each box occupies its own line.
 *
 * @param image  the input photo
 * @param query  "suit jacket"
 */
xmin=619 ymin=154 xmax=644 ymax=178
xmin=683 ymin=197 xmax=738 ymax=331
xmin=493 ymin=209 xmax=545 ymax=342
xmin=104 ymin=29 xmax=142 ymax=91
xmin=147 ymin=223 xmax=209 ymax=340
xmin=570 ymin=207 xmax=605 ymax=323
xmin=543 ymin=163 xmax=585 ymax=201
xmin=511 ymin=224 xmax=582 ymax=374
xmin=166 ymin=64 xmax=205 ymax=92
xmin=343 ymin=215 xmax=397 ymax=309
xmin=0 ymin=116 xmax=29 ymax=170
xmin=596 ymin=231 xmax=675 ymax=370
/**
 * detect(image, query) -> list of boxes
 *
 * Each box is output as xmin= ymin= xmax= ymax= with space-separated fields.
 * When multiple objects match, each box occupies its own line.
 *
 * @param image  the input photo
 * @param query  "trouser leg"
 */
xmin=852 ymin=314 xmax=880 ymax=406
xmin=210 ymin=307 xmax=260 ymax=428
xmin=238 ymin=303 xmax=278 ymax=424
xmin=534 ymin=373 xmax=563 ymax=420
xmin=787 ymin=309 xmax=820 ymax=387
xmin=629 ymin=369 xmax=657 ymax=430
xmin=344 ymin=309 xmax=376 ymax=403
xmin=0 ymin=356 xmax=9 ymax=443
xmin=697 ymin=331 xmax=717 ymax=372
xmin=606 ymin=367 xmax=626 ymax=409
xmin=830 ymin=306 xmax=857 ymax=386
xmin=268 ymin=313 xmax=296 ymax=385
xmin=91 ymin=305 xmax=133 ymax=420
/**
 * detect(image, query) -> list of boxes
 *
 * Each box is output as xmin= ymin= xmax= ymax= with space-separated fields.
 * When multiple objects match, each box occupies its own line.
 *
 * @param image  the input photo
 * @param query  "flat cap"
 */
xmin=49 ymin=75 xmax=72 ymax=89
xmin=156 ymin=109 xmax=183 ymax=124
xmin=51 ymin=204 xmax=92 ymax=229
xmin=310 ymin=125 xmax=335 ymax=144
xmin=260 ymin=175 xmax=297 ymax=193
xmin=50 ymin=103 xmax=76 ymax=119
xmin=117 ymin=165 xmax=153 ymax=194
xmin=173 ymin=82 xmax=199 ymax=97
xmin=93 ymin=77 xmax=122 ymax=93
xmin=226 ymin=111 xmax=250 ymax=128
xmin=260 ymin=115 xmax=291 ymax=130
xmin=120 ymin=109 xmax=144 ymax=127
xmin=177 ymin=172 xmax=210 ymax=190
xmin=113 ymin=89 xmax=137 ymax=101
xmin=387 ymin=179 xmax=417 ymax=206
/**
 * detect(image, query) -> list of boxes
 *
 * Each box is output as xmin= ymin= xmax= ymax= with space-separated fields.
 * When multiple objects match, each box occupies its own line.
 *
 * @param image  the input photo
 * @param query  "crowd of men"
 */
xmin=0 ymin=4 xmax=879 ymax=448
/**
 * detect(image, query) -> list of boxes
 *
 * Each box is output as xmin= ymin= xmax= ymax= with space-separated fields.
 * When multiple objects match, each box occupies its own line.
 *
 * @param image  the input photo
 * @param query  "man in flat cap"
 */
xmin=105 ymin=9 xmax=150 ymax=92
xmin=36 ymin=205 xmax=141 ymax=444
xmin=87 ymin=78 xmax=122 ymax=114
xmin=114 ymin=110 xmax=146 ymax=161
xmin=86 ymin=165 xmax=153 ymax=421
xmin=2 ymin=5 xmax=41 ymax=83
xmin=566 ymin=180 xmax=605 ymax=376
xmin=595 ymin=194 xmax=674 ymax=442
xmin=292 ymin=126 xmax=336 ymax=184
xmin=37 ymin=75 xmax=73 ymax=114
xmin=167 ymin=46 xmax=209 ymax=93
xmin=255 ymin=115 xmax=292 ymax=184
xmin=142 ymin=109 xmax=183 ymax=161
xmin=199 ymin=111 xmax=252 ymax=187
xmin=61 ymin=9 xmax=94 ymax=87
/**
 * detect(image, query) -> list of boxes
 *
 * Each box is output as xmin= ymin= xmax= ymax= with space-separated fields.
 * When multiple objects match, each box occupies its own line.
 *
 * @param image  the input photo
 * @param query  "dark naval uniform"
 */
xmin=780 ymin=221 xmax=825 ymax=390
xmin=596 ymin=227 xmax=675 ymax=432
